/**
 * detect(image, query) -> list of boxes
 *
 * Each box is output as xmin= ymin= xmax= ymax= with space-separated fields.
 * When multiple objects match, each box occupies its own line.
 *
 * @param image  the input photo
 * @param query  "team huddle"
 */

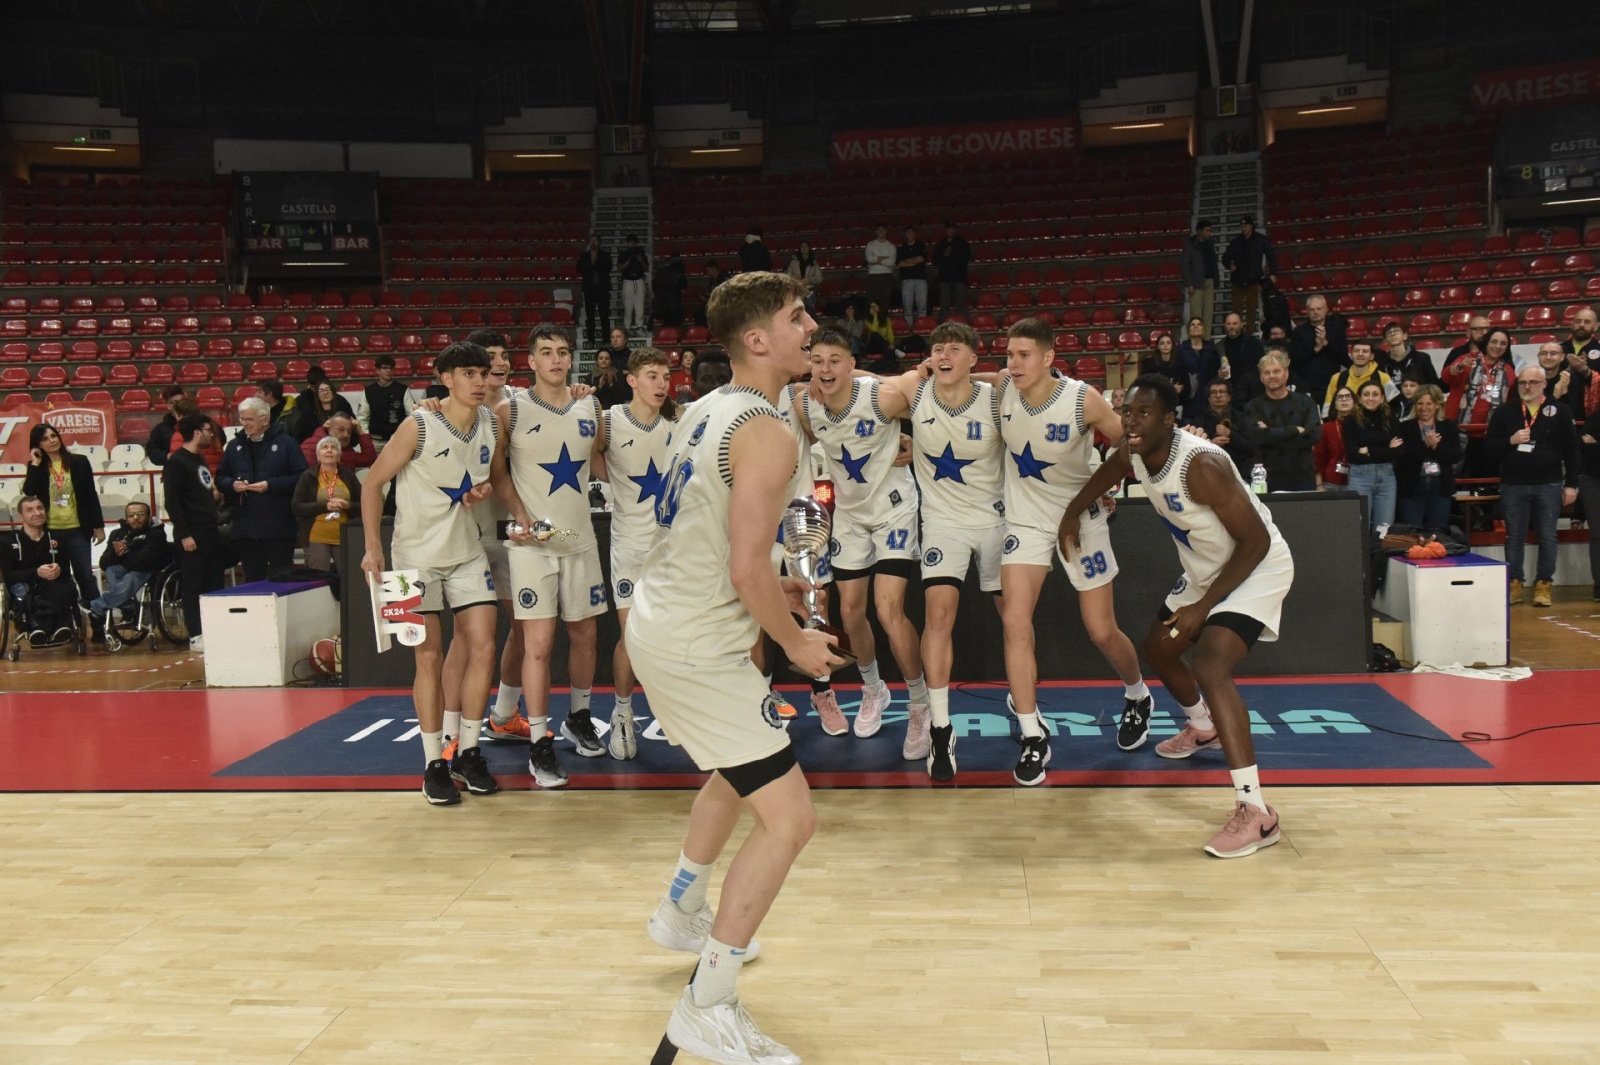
xmin=359 ymin=272 xmax=1296 ymax=1064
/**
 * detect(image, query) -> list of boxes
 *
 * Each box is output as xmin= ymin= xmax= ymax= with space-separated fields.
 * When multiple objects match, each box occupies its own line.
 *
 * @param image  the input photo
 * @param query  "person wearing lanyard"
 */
xmin=1394 ymin=385 xmax=1462 ymax=529
xmin=292 ymin=436 xmax=362 ymax=572
xmin=22 ymin=423 xmax=104 ymax=608
xmin=1486 ymin=368 xmax=1582 ymax=608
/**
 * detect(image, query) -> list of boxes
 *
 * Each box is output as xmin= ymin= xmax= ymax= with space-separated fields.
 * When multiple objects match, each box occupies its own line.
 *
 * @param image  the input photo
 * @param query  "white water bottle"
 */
xmin=1250 ymin=463 xmax=1268 ymax=495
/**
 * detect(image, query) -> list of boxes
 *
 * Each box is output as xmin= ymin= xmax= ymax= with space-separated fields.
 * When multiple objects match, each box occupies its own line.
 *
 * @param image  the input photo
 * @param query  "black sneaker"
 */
xmin=1013 ymin=720 xmax=1053 ymax=787
xmin=1116 ymin=694 xmax=1154 ymax=751
xmin=51 ymin=626 xmax=74 ymax=644
xmin=528 ymin=734 xmax=569 ymax=788
xmin=422 ymin=758 xmax=462 ymax=805
xmin=27 ymin=629 xmax=46 ymax=645
xmin=1593 ymin=583 xmax=1600 ymax=603
xmin=449 ymin=746 xmax=500 ymax=795
xmin=927 ymin=724 xmax=957 ymax=783
xmin=560 ymin=708 xmax=605 ymax=758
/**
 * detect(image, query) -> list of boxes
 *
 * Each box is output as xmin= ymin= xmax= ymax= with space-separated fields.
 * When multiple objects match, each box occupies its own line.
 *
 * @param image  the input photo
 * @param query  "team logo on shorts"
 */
xmin=889 ymin=489 xmax=902 ymax=507
xmin=760 ymin=693 xmax=784 ymax=730
xmin=617 ymin=578 xmax=633 ymax=598
xmin=1171 ymin=576 xmax=1188 ymax=595
xmin=518 ymin=587 xmax=538 ymax=609
xmin=1003 ymin=534 xmax=1020 ymax=554
xmin=484 ymin=568 xmax=495 ymax=592
xmin=924 ymin=547 xmax=943 ymax=566
xmin=829 ymin=537 xmax=841 ymax=558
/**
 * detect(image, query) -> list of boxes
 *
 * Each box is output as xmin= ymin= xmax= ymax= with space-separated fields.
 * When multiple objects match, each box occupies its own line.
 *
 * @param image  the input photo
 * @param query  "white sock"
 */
xmin=570 ymin=687 xmax=591 ymax=716
xmin=690 ymin=935 xmax=748 ymax=1008
xmin=906 ymin=673 xmax=928 ymax=704
xmin=422 ymin=730 xmax=444 ymax=765
xmin=492 ymin=684 xmax=522 ymax=724
xmin=929 ymin=687 xmax=951 ymax=728
xmin=1182 ymin=699 xmax=1215 ymax=733
xmin=458 ymin=717 xmax=483 ymax=752
xmin=1230 ymin=765 xmax=1267 ymax=811
xmin=1016 ymin=711 xmax=1044 ymax=739
xmin=859 ymin=659 xmax=882 ymax=689
xmin=442 ymin=710 xmax=461 ymax=741
xmin=1123 ymin=680 xmax=1150 ymax=702
xmin=669 ymin=852 xmax=713 ymax=912
xmin=527 ymin=715 xmax=548 ymax=738
xmin=614 ymin=692 xmax=633 ymax=715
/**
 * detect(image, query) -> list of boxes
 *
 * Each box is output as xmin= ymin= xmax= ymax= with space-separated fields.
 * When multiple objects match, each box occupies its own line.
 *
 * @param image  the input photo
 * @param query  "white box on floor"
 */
xmin=200 ymin=579 xmax=339 ymax=687
xmin=1374 ymin=552 xmax=1508 ymax=667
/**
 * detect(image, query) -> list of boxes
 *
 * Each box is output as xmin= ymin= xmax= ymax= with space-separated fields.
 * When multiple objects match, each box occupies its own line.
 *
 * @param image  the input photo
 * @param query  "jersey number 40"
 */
xmin=656 ymin=459 xmax=695 ymax=527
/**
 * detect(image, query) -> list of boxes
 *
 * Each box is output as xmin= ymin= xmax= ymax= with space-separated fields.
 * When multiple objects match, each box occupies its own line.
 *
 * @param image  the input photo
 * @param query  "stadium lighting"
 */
xmin=690 ymin=148 xmax=742 ymax=154
xmin=1542 ymin=196 xmax=1600 ymax=206
xmin=282 ymin=261 xmax=350 ymax=267
xmin=1297 ymin=106 xmax=1356 ymax=115
xmin=54 ymin=145 xmax=116 ymax=153
xmin=1110 ymin=122 xmax=1164 ymax=130
xmin=515 ymin=153 xmax=566 ymax=158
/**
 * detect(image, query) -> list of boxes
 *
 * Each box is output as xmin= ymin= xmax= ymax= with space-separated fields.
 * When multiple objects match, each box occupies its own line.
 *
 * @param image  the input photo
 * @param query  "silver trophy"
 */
xmin=504 ymin=519 xmax=577 ymax=543
xmin=781 ymin=496 xmax=854 ymax=673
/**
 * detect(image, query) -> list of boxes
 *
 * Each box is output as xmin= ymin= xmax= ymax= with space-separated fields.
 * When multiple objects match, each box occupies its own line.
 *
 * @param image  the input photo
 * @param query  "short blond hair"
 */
xmin=1258 ymin=350 xmax=1291 ymax=372
xmin=706 ymin=272 xmax=807 ymax=357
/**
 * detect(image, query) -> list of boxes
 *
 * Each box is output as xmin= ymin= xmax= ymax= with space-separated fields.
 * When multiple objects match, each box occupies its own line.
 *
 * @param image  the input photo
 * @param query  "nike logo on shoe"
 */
xmin=1261 ymin=821 xmax=1279 ymax=838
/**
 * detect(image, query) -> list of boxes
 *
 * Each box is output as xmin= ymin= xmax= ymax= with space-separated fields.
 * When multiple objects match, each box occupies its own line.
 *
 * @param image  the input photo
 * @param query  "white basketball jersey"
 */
xmin=999 ymin=375 xmax=1097 ymax=531
xmin=802 ymin=377 xmax=916 ymax=527
xmin=910 ymin=378 xmax=1004 ymax=528
xmin=1132 ymin=428 xmax=1291 ymax=593
xmin=393 ymin=406 xmax=497 ymax=567
xmin=505 ymin=391 xmax=600 ymax=556
xmin=471 ymin=390 xmax=513 ymax=538
xmin=631 ymin=386 xmax=795 ymax=662
xmin=603 ymin=404 xmax=677 ymax=548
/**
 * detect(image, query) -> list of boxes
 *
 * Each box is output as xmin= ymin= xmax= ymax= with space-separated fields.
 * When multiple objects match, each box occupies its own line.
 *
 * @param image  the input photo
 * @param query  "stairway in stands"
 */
xmin=1193 ymin=153 xmax=1263 ymax=333
xmin=587 ymin=187 xmax=652 ymax=356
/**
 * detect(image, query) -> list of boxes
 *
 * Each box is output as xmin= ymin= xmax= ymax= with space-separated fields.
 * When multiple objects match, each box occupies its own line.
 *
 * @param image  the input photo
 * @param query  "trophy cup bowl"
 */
xmin=504 ymin=519 xmax=577 ymax=544
xmin=780 ymin=496 xmax=855 ymax=676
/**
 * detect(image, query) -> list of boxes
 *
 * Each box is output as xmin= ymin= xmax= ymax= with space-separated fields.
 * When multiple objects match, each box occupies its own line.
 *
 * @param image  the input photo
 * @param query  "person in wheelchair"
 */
xmin=1 ymin=495 xmax=82 ymax=645
xmin=87 ymin=501 xmax=171 ymax=640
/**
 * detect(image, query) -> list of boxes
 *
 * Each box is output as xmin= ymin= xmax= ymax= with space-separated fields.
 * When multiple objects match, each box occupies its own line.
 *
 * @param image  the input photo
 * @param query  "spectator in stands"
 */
xmin=1445 ymin=315 xmax=1489 ymax=368
xmin=671 ymin=349 xmax=696 ymax=403
xmin=1488 ymin=366 xmax=1582 ymax=608
xmin=578 ymin=235 xmax=612 ymax=341
xmin=1566 ymin=305 xmax=1600 ymax=373
xmin=1139 ymin=333 xmax=1188 ymax=412
xmin=292 ymin=436 xmax=362 ymax=572
xmin=739 ymin=226 xmax=773 ymax=273
xmin=1342 ymin=380 xmax=1401 ymax=530
xmin=1217 ymin=312 xmax=1263 ymax=407
xmin=619 ymin=234 xmax=649 ymax=332
xmin=839 ymin=302 xmax=866 ymax=356
xmin=588 ymin=341 xmax=634 ymax=409
xmin=219 ymin=396 xmax=307 ymax=581
xmin=786 ymin=241 xmax=824 ymax=314
xmin=1221 ymin=215 xmax=1276 ymax=334
xmin=163 ymin=415 xmax=225 ymax=650
xmin=897 ymin=226 xmax=929 ymax=321
xmin=1540 ymin=339 xmax=1584 ymax=421
xmin=865 ymin=333 xmax=900 ymax=376
xmin=865 ymin=224 xmax=897 ymax=313
xmin=1183 ymin=379 xmax=1253 ymax=474
xmin=693 ymin=261 xmax=729 ymax=328
xmin=1324 ymin=339 xmax=1394 ymax=415
xmin=292 ymin=379 xmax=354 ymax=442
xmin=22 ymin=423 xmax=103 ymax=607
xmin=86 ymin=500 xmax=170 ymax=637
xmin=691 ymin=348 xmax=732 ymax=398
xmin=2 ymin=496 xmax=80 ymax=644
xmin=864 ymin=300 xmax=896 ymax=352
xmin=143 ymin=385 xmax=188 ymax=467
xmin=1579 ymin=400 xmax=1600 ymax=602
xmin=1179 ymin=315 xmax=1222 ymax=398
xmin=1395 ymin=384 xmax=1462 ymax=529
xmin=1181 ymin=218 xmax=1218 ymax=335
xmin=300 ymin=411 xmax=376 ymax=469
xmin=653 ymin=249 xmax=687 ymax=327
xmin=1390 ymin=372 xmax=1423 ymax=422
xmin=1444 ymin=325 xmax=1513 ymax=477
xmin=1381 ymin=322 xmax=1438 ymax=386
xmin=934 ymin=221 xmax=971 ymax=320
xmin=166 ymin=398 xmax=224 ymax=473
xmin=1315 ymin=387 xmax=1356 ymax=492
xmin=1264 ymin=321 xmax=1290 ymax=351
xmin=1241 ymin=349 xmax=1319 ymax=491
xmin=1290 ymin=294 xmax=1348 ymax=397
xmin=363 ymin=354 xmax=411 ymax=449
xmin=258 ymin=378 xmax=291 ymax=426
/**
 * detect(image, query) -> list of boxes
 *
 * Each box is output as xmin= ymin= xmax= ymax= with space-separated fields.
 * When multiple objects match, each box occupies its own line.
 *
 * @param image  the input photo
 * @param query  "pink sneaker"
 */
xmin=1155 ymin=723 xmax=1222 ymax=760
xmin=812 ymin=689 xmax=848 ymax=736
xmin=902 ymin=700 xmax=931 ymax=760
xmin=854 ymin=681 xmax=890 ymax=738
xmin=1204 ymin=802 xmax=1281 ymax=859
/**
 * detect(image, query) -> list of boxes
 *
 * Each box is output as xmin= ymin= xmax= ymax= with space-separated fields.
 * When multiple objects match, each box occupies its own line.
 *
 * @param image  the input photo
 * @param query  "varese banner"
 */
xmin=0 ymin=399 xmax=118 ymax=466
xmin=831 ymin=117 xmax=1079 ymax=169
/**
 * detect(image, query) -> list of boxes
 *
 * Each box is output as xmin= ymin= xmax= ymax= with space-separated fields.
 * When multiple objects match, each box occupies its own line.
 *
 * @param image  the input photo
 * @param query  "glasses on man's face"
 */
xmin=1519 ymin=379 xmax=1545 ymax=388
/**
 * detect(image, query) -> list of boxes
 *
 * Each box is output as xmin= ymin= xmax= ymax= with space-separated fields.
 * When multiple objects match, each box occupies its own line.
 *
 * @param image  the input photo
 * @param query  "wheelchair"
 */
xmin=102 ymin=564 xmax=188 ymax=654
xmin=1 ymin=580 xmax=89 ymax=661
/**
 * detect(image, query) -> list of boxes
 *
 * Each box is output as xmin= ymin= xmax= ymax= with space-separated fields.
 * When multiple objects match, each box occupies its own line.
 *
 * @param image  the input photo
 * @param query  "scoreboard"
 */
xmin=233 ymin=172 xmax=381 ymax=277
xmin=242 ymin=220 xmax=379 ymax=254
xmin=1495 ymin=102 xmax=1600 ymax=201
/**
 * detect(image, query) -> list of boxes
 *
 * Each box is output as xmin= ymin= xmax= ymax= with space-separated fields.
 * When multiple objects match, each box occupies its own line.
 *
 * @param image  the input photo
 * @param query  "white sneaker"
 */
xmin=853 ymin=681 xmax=890 ymax=738
xmin=188 ymin=635 xmax=204 ymax=653
xmin=666 ymin=988 xmax=800 ymax=1065
xmin=608 ymin=703 xmax=638 ymax=760
xmin=647 ymin=896 xmax=760 ymax=960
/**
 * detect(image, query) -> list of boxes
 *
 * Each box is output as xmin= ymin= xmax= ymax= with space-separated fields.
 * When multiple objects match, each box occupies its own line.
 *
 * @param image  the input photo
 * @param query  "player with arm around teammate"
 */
xmin=1060 ymin=373 xmax=1294 ymax=858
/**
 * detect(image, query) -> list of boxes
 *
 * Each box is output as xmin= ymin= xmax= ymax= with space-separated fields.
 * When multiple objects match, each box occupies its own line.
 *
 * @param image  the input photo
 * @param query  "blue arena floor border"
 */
xmin=216 ymin=681 xmax=1490 ymax=781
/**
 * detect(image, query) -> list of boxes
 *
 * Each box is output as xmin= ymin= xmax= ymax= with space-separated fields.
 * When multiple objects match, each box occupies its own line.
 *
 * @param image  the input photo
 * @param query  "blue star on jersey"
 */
xmin=539 ymin=443 xmax=586 ymax=494
xmin=439 ymin=472 xmax=476 ymax=507
xmin=837 ymin=444 xmax=871 ymax=484
xmin=925 ymin=443 xmax=975 ymax=483
xmin=1010 ymin=442 xmax=1055 ymax=481
xmin=1158 ymin=514 xmax=1192 ymax=548
xmin=628 ymin=458 xmax=667 ymax=506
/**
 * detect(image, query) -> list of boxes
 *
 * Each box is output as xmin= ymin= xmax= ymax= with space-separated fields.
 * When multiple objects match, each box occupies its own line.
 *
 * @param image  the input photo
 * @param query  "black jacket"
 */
xmin=578 ymin=248 xmax=612 ymax=290
xmin=619 ymin=246 xmax=648 ymax=281
xmin=162 ymin=448 xmax=220 ymax=541
xmin=1182 ymin=405 xmax=1254 ymax=472
xmin=22 ymin=453 xmax=104 ymax=537
xmin=1340 ymin=413 xmax=1398 ymax=467
xmin=1289 ymin=316 xmax=1349 ymax=394
xmin=144 ymin=413 xmax=178 ymax=467
xmin=1222 ymin=230 xmax=1276 ymax=285
xmin=933 ymin=235 xmax=971 ymax=283
xmin=1 ymin=526 xmax=78 ymax=598
xmin=738 ymin=240 xmax=773 ymax=274
xmin=1383 ymin=346 xmax=1439 ymax=387
xmin=1394 ymin=417 xmax=1463 ymax=497
xmin=101 ymin=521 xmax=171 ymax=574
xmin=1485 ymin=400 xmax=1582 ymax=488
xmin=364 ymin=380 xmax=410 ymax=440
xmin=1138 ymin=354 xmax=1190 ymax=404
xmin=1581 ymin=407 xmax=1600 ymax=479
xmin=1240 ymin=392 xmax=1320 ymax=487
xmin=217 ymin=423 xmax=308 ymax=541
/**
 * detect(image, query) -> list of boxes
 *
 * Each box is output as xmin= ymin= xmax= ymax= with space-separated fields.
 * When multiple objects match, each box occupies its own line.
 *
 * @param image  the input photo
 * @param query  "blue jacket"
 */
xmin=217 ymin=423 xmax=307 ymax=541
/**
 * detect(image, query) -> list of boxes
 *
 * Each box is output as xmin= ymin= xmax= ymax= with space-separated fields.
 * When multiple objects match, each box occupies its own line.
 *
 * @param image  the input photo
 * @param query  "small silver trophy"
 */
xmin=505 ymin=519 xmax=577 ymax=543
xmin=781 ymin=496 xmax=854 ymax=673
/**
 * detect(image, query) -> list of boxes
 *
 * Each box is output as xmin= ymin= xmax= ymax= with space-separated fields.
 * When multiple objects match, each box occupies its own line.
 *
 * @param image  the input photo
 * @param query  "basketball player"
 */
xmin=630 ymin=272 xmax=842 ymax=1064
xmin=1061 ymin=374 xmax=1294 ymax=857
xmin=596 ymin=348 xmax=678 ymax=758
xmin=794 ymin=327 xmax=930 ymax=755
xmin=997 ymin=318 xmax=1154 ymax=786
xmin=905 ymin=321 xmax=1006 ymax=781
xmin=491 ymin=323 xmax=609 ymax=789
xmin=359 ymin=341 xmax=501 ymax=805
